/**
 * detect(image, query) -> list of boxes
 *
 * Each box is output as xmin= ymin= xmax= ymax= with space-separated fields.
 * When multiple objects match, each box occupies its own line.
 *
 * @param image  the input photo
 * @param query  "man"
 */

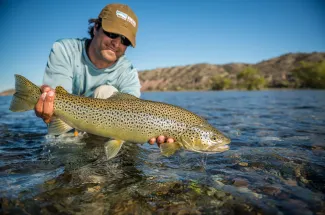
xmin=34 ymin=3 xmax=174 ymax=145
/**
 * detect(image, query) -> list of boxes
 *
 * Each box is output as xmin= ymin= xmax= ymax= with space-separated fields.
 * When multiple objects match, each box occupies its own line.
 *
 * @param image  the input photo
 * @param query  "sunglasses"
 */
xmin=102 ymin=30 xmax=131 ymax=47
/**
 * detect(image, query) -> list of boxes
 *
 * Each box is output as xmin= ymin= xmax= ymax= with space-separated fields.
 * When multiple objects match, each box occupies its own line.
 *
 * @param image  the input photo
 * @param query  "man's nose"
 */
xmin=111 ymin=37 xmax=121 ymax=47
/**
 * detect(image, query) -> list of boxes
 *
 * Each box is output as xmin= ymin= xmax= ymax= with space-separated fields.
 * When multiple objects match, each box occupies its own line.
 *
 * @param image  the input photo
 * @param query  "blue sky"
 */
xmin=0 ymin=0 xmax=324 ymax=91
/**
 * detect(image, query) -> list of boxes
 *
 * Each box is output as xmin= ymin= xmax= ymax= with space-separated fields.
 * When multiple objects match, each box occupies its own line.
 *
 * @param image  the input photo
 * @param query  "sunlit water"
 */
xmin=1 ymin=90 xmax=325 ymax=214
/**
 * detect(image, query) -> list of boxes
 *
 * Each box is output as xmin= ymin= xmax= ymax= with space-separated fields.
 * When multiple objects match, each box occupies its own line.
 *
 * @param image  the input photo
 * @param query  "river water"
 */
xmin=1 ymin=90 xmax=325 ymax=214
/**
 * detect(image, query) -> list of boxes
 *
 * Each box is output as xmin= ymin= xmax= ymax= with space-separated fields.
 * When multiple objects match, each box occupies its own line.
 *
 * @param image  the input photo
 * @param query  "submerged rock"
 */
xmin=232 ymin=178 xmax=249 ymax=187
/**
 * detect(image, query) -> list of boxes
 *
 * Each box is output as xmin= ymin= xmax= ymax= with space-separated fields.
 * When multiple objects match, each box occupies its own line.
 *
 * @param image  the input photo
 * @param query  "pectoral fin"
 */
xmin=48 ymin=117 xmax=73 ymax=135
xmin=104 ymin=139 xmax=124 ymax=160
xmin=160 ymin=142 xmax=181 ymax=157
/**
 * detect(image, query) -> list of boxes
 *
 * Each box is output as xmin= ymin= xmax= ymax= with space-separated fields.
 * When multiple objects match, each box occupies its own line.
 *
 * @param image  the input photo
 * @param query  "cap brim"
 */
xmin=102 ymin=19 xmax=136 ymax=47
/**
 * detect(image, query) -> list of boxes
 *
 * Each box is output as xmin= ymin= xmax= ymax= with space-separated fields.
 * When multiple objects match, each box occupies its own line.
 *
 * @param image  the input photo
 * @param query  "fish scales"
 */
xmin=54 ymin=92 xmax=206 ymax=143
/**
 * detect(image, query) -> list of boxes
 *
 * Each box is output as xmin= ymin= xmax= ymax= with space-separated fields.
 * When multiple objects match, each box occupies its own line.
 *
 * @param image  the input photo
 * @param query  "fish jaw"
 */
xmin=180 ymin=133 xmax=231 ymax=154
xmin=185 ymin=143 xmax=230 ymax=154
xmin=205 ymin=143 xmax=230 ymax=153
xmin=200 ymin=136 xmax=231 ymax=153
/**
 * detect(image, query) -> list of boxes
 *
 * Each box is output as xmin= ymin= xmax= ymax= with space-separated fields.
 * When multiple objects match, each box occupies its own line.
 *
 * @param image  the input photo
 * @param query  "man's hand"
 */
xmin=148 ymin=136 xmax=174 ymax=147
xmin=34 ymin=85 xmax=55 ymax=124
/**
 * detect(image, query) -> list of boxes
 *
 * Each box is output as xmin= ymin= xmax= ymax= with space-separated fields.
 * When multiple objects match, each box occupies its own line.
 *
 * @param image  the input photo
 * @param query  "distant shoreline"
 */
xmin=2 ymin=88 xmax=324 ymax=97
xmin=2 ymin=52 xmax=325 ymax=95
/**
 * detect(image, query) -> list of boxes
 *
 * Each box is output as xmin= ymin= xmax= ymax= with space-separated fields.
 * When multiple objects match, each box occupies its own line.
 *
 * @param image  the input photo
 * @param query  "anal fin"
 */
xmin=104 ymin=139 xmax=124 ymax=160
xmin=48 ymin=117 xmax=74 ymax=135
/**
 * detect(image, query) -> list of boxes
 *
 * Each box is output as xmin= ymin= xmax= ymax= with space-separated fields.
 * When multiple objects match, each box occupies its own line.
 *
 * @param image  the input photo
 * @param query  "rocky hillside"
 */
xmin=1 ymin=52 xmax=324 ymax=96
xmin=139 ymin=52 xmax=325 ymax=91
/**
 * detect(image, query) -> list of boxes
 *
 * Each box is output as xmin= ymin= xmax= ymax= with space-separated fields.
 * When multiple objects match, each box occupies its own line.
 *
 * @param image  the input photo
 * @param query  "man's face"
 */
xmin=92 ymin=26 xmax=128 ymax=63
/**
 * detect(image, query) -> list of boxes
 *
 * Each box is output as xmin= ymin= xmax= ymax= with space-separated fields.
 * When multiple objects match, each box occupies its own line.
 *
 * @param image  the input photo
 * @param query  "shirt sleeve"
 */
xmin=42 ymin=41 xmax=73 ymax=93
xmin=117 ymin=67 xmax=142 ymax=98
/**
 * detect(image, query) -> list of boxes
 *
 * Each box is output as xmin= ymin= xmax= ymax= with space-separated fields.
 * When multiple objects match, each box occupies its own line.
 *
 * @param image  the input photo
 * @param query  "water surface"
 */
xmin=1 ymin=90 xmax=325 ymax=214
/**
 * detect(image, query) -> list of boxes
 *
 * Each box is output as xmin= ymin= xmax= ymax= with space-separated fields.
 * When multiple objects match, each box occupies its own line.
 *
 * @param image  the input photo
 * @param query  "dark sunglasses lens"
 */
xmin=104 ymin=31 xmax=119 ymax=39
xmin=121 ymin=37 xmax=131 ymax=46
xmin=104 ymin=30 xmax=131 ymax=46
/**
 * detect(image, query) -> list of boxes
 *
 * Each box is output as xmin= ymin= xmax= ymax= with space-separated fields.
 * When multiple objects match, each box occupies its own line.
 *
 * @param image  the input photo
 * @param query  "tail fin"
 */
xmin=9 ymin=74 xmax=41 ymax=112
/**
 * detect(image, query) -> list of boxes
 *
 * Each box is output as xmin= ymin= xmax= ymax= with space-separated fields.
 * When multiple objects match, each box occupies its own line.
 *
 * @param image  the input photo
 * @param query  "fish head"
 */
xmin=180 ymin=124 xmax=231 ymax=154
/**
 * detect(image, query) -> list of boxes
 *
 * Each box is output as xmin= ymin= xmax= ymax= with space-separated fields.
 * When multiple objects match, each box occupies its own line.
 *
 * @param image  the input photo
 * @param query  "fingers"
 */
xmin=34 ymin=93 xmax=46 ymax=118
xmin=156 ymin=136 xmax=165 ymax=147
xmin=158 ymin=138 xmax=174 ymax=147
xmin=148 ymin=137 xmax=156 ymax=145
xmin=35 ymin=85 xmax=53 ymax=117
xmin=43 ymin=90 xmax=55 ymax=123
xmin=148 ymin=136 xmax=175 ymax=147
xmin=34 ymin=88 xmax=55 ymax=124
xmin=166 ymin=138 xmax=174 ymax=143
xmin=156 ymin=136 xmax=166 ymax=144
xmin=41 ymin=85 xmax=51 ymax=93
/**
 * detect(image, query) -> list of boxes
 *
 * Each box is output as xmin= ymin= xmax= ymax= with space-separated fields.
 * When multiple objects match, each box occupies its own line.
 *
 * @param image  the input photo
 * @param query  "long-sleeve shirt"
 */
xmin=43 ymin=38 xmax=141 ymax=98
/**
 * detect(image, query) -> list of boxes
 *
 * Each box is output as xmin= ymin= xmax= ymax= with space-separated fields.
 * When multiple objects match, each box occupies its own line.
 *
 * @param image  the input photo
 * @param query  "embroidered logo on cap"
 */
xmin=116 ymin=10 xmax=136 ymax=27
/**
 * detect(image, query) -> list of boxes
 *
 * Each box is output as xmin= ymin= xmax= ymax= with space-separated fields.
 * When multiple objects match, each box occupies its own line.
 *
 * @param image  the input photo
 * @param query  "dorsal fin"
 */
xmin=55 ymin=86 xmax=69 ymax=94
xmin=109 ymin=92 xmax=139 ymax=100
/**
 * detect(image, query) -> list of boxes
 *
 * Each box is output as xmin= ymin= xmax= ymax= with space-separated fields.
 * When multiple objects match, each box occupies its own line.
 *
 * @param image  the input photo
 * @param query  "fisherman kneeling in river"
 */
xmin=34 ymin=3 xmax=174 ymax=147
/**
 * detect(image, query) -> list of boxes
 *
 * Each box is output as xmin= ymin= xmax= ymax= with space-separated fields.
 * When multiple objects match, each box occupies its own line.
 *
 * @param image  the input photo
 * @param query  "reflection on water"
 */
xmin=1 ymin=90 xmax=325 ymax=214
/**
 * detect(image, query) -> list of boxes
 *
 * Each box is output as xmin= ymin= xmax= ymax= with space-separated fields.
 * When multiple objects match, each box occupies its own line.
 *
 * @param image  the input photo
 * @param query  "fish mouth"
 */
xmin=199 ymin=144 xmax=230 ymax=154
xmin=188 ymin=145 xmax=230 ymax=154
xmin=182 ymin=138 xmax=231 ymax=154
xmin=204 ymin=137 xmax=231 ymax=153
xmin=211 ymin=144 xmax=230 ymax=152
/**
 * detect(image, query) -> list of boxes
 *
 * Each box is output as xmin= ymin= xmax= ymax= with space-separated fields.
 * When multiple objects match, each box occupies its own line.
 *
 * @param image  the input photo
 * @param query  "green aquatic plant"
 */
xmin=189 ymin=180 xmax=202 ymax=194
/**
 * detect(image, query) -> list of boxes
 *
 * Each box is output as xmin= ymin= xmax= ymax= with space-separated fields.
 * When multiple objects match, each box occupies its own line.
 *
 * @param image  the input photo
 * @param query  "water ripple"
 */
xmin=1 ymin=91 xmax=325 ymax=214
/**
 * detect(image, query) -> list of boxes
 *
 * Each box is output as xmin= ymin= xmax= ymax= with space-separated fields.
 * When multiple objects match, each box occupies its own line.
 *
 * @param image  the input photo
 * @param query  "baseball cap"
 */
xmin=98 ymin=3 xmax=138 ymax=47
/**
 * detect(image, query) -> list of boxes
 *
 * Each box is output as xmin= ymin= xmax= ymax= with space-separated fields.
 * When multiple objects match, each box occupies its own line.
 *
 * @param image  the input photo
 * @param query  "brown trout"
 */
xmin=9 ymin=74 xmax=231 ymax=159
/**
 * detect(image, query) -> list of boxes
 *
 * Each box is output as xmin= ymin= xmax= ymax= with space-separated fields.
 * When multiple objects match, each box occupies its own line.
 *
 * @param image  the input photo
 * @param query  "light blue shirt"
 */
xmin=43 ymin=38 xmax=141 ymax=98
